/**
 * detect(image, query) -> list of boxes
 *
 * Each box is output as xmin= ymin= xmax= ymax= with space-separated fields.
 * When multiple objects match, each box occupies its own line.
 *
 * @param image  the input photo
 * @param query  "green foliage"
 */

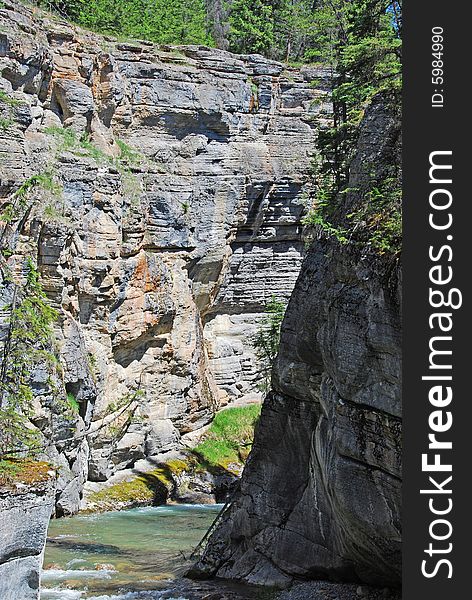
xmin=116 ymin=139 xmax=140 ymax=165
xmin=0 ymin=117 xmax=13 ymax=131
xmin=346 ymin=177 xmax=402 ymax=253
xmin=0 ymin=172 xmax=61 ymax=224
xmin=46 ymin=126 xmax=142 ymax=170
xmin=45 ymin=125 xmax=77 ymax=151
xmin=246 ymin=78 xmax=260 ymax=112
xmin=45 ymin=126 xmax=108 ymax=162
xmin=303 ymin=1 xmax=402 ymax=255
xmin=303 ymin=209 xmax=349 ymax=244
xmin=193 ymin=404 xmax=262 ymax=469
xmin=0 ymin=90 xmax=23 ymax=133
xmin=77 ymin=136 xmax=107 ymax=162
xmin=228 ymin=0 xmax=338 ymax=61
xmin=66 ymin=392 xmax=80 ymax=413
xmin=49 ymin=0 xmax=212 ymax=45
xmin=16 ymin=173 xmax=60 ymax=199
xmin=273 ymin=0 xmax=319 ymax=61
xmin=0 ymin=90 xmax=22 ymax=107
xmin=0 ymin=459 xmax=21 ymax=481
xmin=253 ymin=296 xmax=286 ymax=363
xmin=335 ymin=2 xmax=399 ymax=172
xmin=40 ymin=0 xmax=401 ymax=67
xmin=311 ymin=1 xmax=401 ymax=190
xmin=42 ymin=202 xmax=65 ymax=222
xmin=225 ymin=0 xmax=392 ymax=65
xmin=229 ymin=0 xmax=275 ymax=55
xmin=252 ymin=296 xmax=286 ymax=391
xmin=0 ymin=259 xmax=59 ymax=457
xmin=45 ymin=126 xmax=144 ymax=222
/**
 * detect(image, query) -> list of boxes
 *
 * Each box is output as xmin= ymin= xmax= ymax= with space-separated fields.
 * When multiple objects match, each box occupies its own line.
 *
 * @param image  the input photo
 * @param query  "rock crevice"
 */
xmin=191 ymin=98 xmax=402 ymax=587
xmin=0 ymin=0 xmax=327 ymax=511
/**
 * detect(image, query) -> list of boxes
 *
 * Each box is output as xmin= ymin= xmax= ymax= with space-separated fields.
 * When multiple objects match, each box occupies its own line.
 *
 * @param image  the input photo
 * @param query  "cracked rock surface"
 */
xmin=190 ymin=99 xmax=402 ymax=587
xmin=0 ymin=476 xmax=55 ymax=600
xmin=0 ymin=0 xmax=328 ymax=511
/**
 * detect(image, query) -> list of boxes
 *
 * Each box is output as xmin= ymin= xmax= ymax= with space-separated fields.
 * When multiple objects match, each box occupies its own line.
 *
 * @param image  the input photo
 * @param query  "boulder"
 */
xmin=0 ymin=476 xmax=55 ymax=600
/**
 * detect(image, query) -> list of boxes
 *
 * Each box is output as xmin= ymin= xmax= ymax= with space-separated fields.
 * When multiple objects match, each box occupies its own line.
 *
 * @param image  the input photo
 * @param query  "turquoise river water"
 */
xmin=41 ymin=504 xmax=265 ymax=600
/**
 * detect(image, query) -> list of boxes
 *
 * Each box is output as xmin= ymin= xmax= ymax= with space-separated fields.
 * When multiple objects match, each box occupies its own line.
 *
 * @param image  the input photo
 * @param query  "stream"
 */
xmin=40 ymin=504 xmax=266 ymax=600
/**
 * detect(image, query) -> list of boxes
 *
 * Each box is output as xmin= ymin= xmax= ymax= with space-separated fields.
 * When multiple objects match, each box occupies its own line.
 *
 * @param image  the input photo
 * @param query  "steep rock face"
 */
xmin=0 ymin=475 xmax=55 ymax=600
xmin=0 ymin=1 xmax=328 ymax=509
xmin=191 ymin=100 xmax=401 ymax=586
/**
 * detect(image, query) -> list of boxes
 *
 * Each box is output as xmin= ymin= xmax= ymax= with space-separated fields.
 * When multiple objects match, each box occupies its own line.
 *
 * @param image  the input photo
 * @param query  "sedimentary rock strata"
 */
xmin=0 ymin=0 xmax=327 ymax=510
xmin=190 ymin=99 xmax=402 ymax=587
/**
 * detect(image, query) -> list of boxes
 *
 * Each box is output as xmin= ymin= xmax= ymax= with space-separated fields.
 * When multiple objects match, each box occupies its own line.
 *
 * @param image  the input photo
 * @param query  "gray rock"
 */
xmin=0 ymin=477 xmax=55 ymax=600
xmin=111 ymin=432 xmax=146 ymax=470
xmin=145 ymin=419 xmax=181 ymax=456
xmin=88 ymin=456 xmax=113 ymax=482
xmin=55 ymin=477 xmax=81 ymax=516
xmin=191 ymin=99 xmax=401 ymax=586
xmin=276 ymin=581 xmax=401 ymax=600
xmin=0 ymin=0 xmax=329 ymax=514
xmin=51 ymin=79 xmax=94 ymax=132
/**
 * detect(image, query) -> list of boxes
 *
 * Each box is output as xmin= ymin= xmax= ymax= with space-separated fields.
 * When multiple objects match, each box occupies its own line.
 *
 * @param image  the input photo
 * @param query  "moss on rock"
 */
xmin=87 ymin=469 xmax=169 ymax=512
xmin=84 ymin=404 xmax=262 ymax=512
xmin=165 ymin=458 xmax=189 ymax=476
xmin=192 ymin=404 xmax=261 ymax=472
xmin=0 ymin=459 xmax=54 ymax=488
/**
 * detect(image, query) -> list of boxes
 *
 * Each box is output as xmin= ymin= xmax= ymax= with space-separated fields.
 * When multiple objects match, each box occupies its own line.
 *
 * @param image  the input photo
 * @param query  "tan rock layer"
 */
xmin=0 ymin=0 xmax=328 ymax=511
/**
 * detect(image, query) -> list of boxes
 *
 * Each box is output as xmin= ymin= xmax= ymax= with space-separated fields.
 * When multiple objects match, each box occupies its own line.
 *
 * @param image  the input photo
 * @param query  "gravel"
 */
xmin=276 ymin=581 xmax=401 ymax=600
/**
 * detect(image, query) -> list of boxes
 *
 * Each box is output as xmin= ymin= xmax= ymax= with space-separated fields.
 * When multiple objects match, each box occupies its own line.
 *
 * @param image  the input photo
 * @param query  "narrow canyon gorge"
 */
xmin=1 ymin=0 xmax=329 ymax=513
xmin=0 ymin=1 xmax=401 ymax=598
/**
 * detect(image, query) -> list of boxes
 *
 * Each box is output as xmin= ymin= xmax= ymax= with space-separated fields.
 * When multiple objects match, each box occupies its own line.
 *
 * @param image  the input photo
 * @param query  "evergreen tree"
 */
xmin=53 ymin=0 xmax=212 ymax=45
xmin=304 ymin=0 xmax=402 ymax=254
xmin=42 ymin=0 xmax=401 ymax=65
xmin=228 ymin=0 xmax=276 ymax=55
xmin=0 ymin=259 xmax=59 ymax=457
xmin=301 ymin=0 xmax=401 ymax=190
xmin=252 ymin=296 xmax=286 ymax=392
xmin=205 ymin=0 xmax=230 ymax=49
xmin=274 ymin=0 xmax=320 ymax=62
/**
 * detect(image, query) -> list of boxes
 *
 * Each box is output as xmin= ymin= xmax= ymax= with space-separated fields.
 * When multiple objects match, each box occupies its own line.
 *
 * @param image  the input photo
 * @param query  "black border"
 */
xmin=403 ymin=1 xmax=469 ymax=596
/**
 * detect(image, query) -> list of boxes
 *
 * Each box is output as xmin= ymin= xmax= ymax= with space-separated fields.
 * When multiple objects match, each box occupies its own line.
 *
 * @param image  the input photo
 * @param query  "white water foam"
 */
xmin=42 ymin=568 xmax=116 ymax=581
xmin=40 ymin=588 xmax=190 ymax=600
xmin=40 ymin=589 xmax=83 ymax=599
xmin=51 ymin=533 xmax=91 ymax=539
xmin=66 ymin=558 xmax=88 ymax=568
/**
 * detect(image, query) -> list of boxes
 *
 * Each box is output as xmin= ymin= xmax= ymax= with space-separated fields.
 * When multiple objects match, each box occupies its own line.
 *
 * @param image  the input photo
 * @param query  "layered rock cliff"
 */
xmin=0 ymin=467 xmax=55 ymax=600
xmin=190 ymin=99 xmax=402 ymax=586
xmin=0 ymin=1 xmax=328 ymax=513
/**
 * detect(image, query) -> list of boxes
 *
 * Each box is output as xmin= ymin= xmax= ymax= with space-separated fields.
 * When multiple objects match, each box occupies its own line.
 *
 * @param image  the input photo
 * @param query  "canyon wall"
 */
xmin=191 ymin=98 xmax=402 ymax=587
xmin=0 ymin=473 xmax=55 ymax=599
xmin=0 ymin=0 xmax=328 ymax=513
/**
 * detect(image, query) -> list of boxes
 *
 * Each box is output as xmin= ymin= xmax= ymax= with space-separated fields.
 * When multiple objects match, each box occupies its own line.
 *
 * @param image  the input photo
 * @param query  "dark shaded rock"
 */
xmin=191 ymin=99 xmax=401 ymax=587
xmin=276 ymin=581 xmax=401 ymax=600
